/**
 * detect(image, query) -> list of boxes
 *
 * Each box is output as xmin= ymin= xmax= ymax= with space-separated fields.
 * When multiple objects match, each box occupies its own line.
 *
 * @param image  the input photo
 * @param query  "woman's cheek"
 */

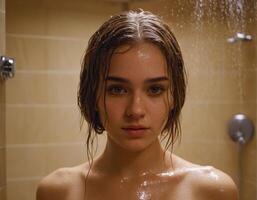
xmin=105 ymin=100 xmax=124 ymax=120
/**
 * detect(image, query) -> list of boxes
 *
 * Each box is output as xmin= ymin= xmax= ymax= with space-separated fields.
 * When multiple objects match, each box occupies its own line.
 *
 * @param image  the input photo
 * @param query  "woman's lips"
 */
xmin=122 ymin=127 xmax=149 ymax=137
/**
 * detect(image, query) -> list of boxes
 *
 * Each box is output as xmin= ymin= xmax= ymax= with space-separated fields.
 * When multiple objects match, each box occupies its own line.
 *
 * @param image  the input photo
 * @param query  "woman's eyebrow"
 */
xmin=145 ymin=77 xmax=169 ymax=83
xmin=106 ymin=76 xmax=129 ymax=83
xmin=106 ymin=76 xmax=169 ymax=83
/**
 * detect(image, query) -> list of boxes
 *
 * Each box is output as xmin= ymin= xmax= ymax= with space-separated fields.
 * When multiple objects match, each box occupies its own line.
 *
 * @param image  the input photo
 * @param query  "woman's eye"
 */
xmin=148 ymin=85 xmax=165 ymax=96
xmin=107 ymin=85 xmax=127 ymax=95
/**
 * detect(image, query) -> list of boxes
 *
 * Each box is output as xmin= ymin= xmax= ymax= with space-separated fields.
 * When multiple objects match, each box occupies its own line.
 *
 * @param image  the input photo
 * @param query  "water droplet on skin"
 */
xmin=209 ymin=171 xmax=219 ymax=181
xmin=137 ymin=49 xmax=150 ymax=59
xmin=219 ymin=188 xmax=225 ymax=193
xmin=156 ymin=171 xmax=175 ymax=177
xmin=141 ymin=181 xmax=148 ymax=187
xmin=137 ymin=190 xmax=151 ymax=200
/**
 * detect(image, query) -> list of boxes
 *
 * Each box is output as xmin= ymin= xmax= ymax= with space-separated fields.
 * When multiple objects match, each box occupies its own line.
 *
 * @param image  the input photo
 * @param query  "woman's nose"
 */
xmin=125 ymin=94 xmax=146 ymax=119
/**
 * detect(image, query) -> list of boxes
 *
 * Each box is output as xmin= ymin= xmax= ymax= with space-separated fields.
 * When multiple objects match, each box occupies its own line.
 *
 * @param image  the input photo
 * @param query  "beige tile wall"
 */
xmin=0 ymin=0 xmax=6 ymax=199
xmin=6 ymin=0 xmax=120 ymax=199
xmin=5 ymin=0 xmax=257 ymax=200
xmin=240 ymin=7 xmax=257 ymax=200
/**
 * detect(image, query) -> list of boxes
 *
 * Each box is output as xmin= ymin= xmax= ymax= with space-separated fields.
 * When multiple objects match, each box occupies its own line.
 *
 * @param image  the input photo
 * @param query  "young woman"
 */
xmin=36 ymin=10 xmax=238 ymax=200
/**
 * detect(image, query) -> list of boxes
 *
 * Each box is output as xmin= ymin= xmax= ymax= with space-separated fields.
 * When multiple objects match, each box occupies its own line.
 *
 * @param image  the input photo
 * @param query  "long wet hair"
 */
xmin=78 ymin=9 xmax=187 ymax=168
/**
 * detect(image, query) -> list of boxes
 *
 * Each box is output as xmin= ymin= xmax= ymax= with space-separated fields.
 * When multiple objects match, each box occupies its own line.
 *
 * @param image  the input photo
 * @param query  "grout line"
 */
xmin=16 ymin=69 xmax=80 ymax=75
xmin=6 ymin=142 xmax=84 ymax=149
xmin=6 ymin=104 xmax=77 ymax=108
xmin=7 ymin=176 xmax=42 ymax=182
xmin=243 ymin=179 xmax=256 ymax=185
xmin=185 ymin=100 xmax=257 ymax=105
xmin=188 ymin=68 xmax=257 ymax=74
xmin=6 ymin=33 xmax=87 ymax=42
xmin=175 ymin=139 xmax=233 ymax=144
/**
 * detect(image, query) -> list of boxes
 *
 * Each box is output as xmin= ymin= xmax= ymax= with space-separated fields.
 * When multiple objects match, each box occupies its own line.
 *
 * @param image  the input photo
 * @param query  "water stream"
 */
xmin=161 ymin=0 xmax=256 ymax=198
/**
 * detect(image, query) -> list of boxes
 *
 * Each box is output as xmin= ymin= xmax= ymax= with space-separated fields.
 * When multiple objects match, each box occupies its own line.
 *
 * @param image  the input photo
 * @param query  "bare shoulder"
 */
xmin=36 ymin=163 xmax=88 ymax=200
xmin=189 ymin=165 xmax=239 ymax=200
xmin=173 ymin=155 xmax=238 ymax=200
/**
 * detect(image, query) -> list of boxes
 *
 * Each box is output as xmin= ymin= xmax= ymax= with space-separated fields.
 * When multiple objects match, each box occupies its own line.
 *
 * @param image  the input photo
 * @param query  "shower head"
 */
xmin=227 ymin=32 xmax=253 ymax=43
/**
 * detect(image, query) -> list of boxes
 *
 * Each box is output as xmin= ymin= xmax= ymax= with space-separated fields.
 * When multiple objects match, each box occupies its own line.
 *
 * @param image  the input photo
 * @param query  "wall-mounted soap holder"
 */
xmin=0 ymin=55 xmax=15 ymax=81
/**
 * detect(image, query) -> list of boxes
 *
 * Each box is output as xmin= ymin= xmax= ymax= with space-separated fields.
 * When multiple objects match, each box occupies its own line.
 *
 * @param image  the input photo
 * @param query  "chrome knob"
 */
xmin=228 ymin=114 xmax=255 ymax=145
xmin=0 ymin=55 xmax=15 ymax=80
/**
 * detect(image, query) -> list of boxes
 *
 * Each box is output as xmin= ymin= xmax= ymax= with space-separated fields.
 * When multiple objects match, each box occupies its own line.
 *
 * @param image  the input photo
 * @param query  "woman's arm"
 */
xmin=36 ymin=168 xmax=71 ymax=200
xmin=192 ymin=166 xmax=238 ymax=200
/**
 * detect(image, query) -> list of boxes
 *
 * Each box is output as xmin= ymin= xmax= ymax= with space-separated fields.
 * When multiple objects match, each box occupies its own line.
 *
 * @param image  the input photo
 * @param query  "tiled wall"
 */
xmin=0 ymin=0 xmax=6 ymax=199
xmin=5 ymin=0 xmax=120 ymax=199
xmin=5 ymin=0 xmax=257 ymax=199
xmin=239 ymin=8 xmax=257 ymax=199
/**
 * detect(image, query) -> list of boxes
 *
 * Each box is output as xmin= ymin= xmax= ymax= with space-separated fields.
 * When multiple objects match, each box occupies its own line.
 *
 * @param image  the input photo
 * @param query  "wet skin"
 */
xmin=36 ymin=42 xmax=238 ymax=200
xmin=36 ymin=155 xmax=238 ymax=200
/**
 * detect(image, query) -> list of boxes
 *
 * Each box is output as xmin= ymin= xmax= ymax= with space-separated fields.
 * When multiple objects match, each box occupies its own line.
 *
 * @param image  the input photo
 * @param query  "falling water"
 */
xmin=158 ymin=0 xmax=254 ymax=199
xmin=193 ymin=0 xmax=256 ymax=104
xmin=192 ymin=1 xmax=255 ymax=199
xmin=194 ymin=0 xmax=204 ymax=30
xmin=226 ymin=0 xmax=246 ymax=105
xmin=160 ymin=0 xmax=255 ymax=101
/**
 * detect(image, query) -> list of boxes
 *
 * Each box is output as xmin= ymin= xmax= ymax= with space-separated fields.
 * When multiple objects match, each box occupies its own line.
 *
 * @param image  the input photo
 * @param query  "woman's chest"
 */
xmin=84 ymin=175 xmax=193 ymax=200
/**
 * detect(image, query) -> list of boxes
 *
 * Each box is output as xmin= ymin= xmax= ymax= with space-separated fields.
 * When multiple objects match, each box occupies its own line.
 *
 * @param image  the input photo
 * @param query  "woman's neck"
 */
xmin=93 ymin=138 xmax=173 ymax=178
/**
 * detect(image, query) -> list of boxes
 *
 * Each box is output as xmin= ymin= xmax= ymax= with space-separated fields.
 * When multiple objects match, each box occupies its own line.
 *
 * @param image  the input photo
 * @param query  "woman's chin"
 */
xmin=119 ymin=140 xmax=156 ymax=153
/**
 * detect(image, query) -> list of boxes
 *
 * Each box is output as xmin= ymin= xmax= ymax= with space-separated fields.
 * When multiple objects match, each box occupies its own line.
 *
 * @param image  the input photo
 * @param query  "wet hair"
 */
xmin=78 ymin=9 xmax=187 ymax=165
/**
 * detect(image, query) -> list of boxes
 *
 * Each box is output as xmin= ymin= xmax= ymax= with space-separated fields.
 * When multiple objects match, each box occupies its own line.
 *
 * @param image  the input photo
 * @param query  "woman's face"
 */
xmin=97 ymin=42 xmax=172 ymax=152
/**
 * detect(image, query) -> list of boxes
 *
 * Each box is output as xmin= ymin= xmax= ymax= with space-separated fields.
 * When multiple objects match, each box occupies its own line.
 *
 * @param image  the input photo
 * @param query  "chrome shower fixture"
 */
xmin=228 ymin=114 xmax=255 ymax=145
xmin=0 ymin=55 xmax=15 ymax=81
xmin=227 ymin=32 xmax=253 ymax=43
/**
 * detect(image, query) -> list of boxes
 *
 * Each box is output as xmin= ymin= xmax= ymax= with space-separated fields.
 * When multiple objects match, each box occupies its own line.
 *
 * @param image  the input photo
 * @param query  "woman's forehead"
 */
xmin=108 ymin=42 xmax=168 ymax=78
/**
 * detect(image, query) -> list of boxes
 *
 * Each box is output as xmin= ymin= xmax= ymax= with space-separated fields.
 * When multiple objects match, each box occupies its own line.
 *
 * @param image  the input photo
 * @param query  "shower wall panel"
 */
xmin=0 ymin=0 xmax=6 ymax=199
xmin=5 ymin=0 xmax=120 ymax=199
